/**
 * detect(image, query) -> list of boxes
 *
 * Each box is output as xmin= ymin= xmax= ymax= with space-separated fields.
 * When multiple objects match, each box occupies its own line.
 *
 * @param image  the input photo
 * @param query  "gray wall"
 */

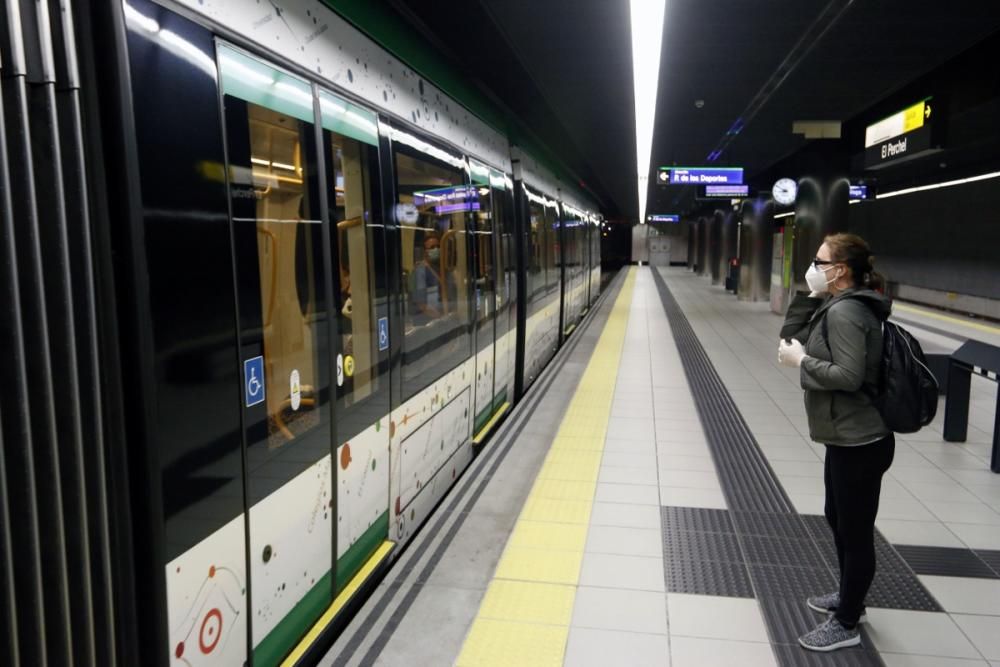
xmin=848 ymin=177 xmax=1000 ymax=300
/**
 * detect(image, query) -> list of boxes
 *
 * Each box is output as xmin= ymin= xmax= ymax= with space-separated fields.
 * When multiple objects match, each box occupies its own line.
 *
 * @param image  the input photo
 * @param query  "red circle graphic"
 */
xmin=199 ymin=608 xmax=223 ymax=654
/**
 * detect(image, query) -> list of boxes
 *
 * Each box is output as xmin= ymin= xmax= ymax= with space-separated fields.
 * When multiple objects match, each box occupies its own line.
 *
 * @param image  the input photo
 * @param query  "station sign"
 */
xmin=648 ymin=214 xmax=680 ymax=223
xmin=864 ymin=98 xmax=939 ymax=169
xmin=658 ymin=166 xmax=744 ymax=185
xmin=699 ymin=184 xmax=749 ymax=199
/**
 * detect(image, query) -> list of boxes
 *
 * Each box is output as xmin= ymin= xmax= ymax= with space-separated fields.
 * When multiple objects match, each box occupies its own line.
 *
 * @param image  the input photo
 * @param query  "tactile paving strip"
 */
xmin=661 ymin=505 xmax=735 ymax=534
xmin=661 ymin=529 xmax=744 ymax=563
xmin=748 ymin=564 xmax=839 ymax=601
xmin=895 ymin=545 xmax=998 ymax=579
xmin=663 ymin=557 xmax=754 ymax=598
xmin=742 ymin=536 xmax=825 ymax=568
xmin=975 ymin=549 xmax=1000 ymax=576
xmin=731 ymin=511 xmax=811 ymax=540
xmin=761 ymin=598 xmax=884 ymax=667
xmin=865 ymin=571 xmax=941 ymax=610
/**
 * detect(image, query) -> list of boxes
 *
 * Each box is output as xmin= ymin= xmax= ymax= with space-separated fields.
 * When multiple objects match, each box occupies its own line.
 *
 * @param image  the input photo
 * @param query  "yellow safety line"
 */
xmin=280 ymin=541 xmax=394 ymax=666
xmin=894 ymin=302 xmax=1000 ymax=335
xmin=472 ymin=402 xmax=512 ymax=445
xmin=455 ymin=268 xmax=637 ymax=667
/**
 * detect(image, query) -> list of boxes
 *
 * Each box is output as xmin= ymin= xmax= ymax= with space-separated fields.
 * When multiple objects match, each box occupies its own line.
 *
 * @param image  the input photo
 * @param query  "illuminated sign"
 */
xmin=701 ymin=184 xmax=749 ymax=199
xmin=658 ymin=167 xmax=743 ymax=185
xmin=864 ymin=98 xmax=939 ymax=169
xmin=435 ymin=202 xmax=480 ymax=214
xmin=648 ymin=214 xmax=680 ymax=223
xmin=849 ymin=184 xmax=869 ymax=199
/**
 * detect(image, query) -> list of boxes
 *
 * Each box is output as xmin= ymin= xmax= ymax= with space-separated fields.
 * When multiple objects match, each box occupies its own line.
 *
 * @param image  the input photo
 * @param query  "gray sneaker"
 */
xmin=799 ymin=617 xmax=861 ymax=652
xmin=806 ymin=592 xmax=868 ymax=623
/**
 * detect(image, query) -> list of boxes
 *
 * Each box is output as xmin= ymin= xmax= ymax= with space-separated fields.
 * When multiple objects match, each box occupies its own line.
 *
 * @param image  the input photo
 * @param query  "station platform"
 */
xmin=321 ymin=267 xmax=1000 ymax=667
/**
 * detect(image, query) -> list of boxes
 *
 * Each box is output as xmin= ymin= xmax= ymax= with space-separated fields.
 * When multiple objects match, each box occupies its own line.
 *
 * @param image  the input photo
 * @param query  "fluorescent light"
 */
xmin=251 ymin=157 xmax=270 ymax=166
xmin=875 ymin=170 xmax=1000 ymax=200
xmin=849 ymin=199 xmax=861 ymax=204
xmin=271 ymin=161 xmax=297 ymax=171
xmin=774 ymin=211 xmax=794 ymax=219
xmin=630 ymin=0 xmax=666 ymax=225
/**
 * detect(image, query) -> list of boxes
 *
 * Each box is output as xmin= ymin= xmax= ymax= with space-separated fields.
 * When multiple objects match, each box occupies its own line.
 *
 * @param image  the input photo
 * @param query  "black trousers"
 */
xmin=824 ymin=434 xmax=895 ymax=627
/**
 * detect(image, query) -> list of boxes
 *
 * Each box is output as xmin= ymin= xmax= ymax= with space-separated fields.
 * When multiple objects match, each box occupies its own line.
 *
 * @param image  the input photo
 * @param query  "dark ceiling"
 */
xmin=390 ymin=0 xmax=1000 ymax=221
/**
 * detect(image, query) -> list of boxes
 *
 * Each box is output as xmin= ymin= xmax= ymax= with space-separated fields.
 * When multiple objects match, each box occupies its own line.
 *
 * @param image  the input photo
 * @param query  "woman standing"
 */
xmin=777 ymin=233 xmax=893 ymax=652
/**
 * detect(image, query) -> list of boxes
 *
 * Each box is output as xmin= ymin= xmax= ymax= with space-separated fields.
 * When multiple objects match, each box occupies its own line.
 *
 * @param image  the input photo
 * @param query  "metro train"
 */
xmin=100 ymin=0 xmax=603 ymax=664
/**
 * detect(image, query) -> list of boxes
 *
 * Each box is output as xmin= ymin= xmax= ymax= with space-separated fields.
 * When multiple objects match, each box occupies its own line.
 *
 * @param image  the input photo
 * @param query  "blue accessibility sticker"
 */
xmin=244 ymin=356 xmax=265 ymax=407
xmin=378 ymin=316 xmax=389 ymax=351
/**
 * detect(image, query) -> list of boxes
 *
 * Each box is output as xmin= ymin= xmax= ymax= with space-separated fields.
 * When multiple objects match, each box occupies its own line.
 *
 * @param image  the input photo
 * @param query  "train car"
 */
xmin=6 ymin=0 xmax=599 ymax=664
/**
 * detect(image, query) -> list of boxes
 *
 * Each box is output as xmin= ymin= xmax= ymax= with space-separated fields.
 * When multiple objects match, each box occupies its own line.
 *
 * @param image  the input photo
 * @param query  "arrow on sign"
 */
xmin=925 ymin=104 xmax=931 ymax=119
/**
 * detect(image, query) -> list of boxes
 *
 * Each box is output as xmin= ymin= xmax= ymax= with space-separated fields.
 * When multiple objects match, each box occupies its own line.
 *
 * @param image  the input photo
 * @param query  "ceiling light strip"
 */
xmin=875 ymin=170 xmax=1000 ymax=200
xmin=630 ymin=0 xmax=666 ymax=224
xmin=773 ymin=211 xmax=795 ymax=219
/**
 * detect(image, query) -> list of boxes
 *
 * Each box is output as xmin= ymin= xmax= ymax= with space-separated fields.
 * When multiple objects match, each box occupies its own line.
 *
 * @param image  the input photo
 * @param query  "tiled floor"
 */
xmin=660 ymin=266 xmax=1000 ymax=666
xmin=330 ymin=266 xmax=1000 ymax=666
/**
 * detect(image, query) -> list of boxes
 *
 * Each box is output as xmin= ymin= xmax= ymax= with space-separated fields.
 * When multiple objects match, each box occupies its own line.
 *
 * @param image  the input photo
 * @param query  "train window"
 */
xmin=391 ymin=131 xmax=472 ymax=398
xmin=218 ymin=46 xmax=331 ymax=464
xmin=544 ymin=200 xmax=559 ymax=290
xmin=469 ymin=161 xmax=496 ymax=334
xmin=319 ymin=90 xmax=385 ymax=425
xmin=525 ymin=187 xmax=546 ymax=303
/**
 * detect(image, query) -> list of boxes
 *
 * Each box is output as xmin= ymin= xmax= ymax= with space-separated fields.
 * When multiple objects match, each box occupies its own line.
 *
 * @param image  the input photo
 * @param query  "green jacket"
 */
xmin=780 ymin=288 xmax=892 ymax=446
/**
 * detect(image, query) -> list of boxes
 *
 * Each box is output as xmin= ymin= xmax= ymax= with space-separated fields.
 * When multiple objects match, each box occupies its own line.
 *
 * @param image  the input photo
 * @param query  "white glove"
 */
xmin=778 ymin=339 xmax=807 ymax=368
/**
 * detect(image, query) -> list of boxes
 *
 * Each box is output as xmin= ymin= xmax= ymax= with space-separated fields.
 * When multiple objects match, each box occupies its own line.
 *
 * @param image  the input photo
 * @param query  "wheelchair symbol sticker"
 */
xmin=244 ymin=356 xmax=265 ymax=407
xmin=378 ymin=317 xmax=389 ymax=351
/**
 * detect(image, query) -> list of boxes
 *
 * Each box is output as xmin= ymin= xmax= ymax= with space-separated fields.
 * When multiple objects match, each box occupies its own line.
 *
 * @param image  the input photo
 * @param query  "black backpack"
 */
xmin=823 ymin=307 xmax=938 ymax=433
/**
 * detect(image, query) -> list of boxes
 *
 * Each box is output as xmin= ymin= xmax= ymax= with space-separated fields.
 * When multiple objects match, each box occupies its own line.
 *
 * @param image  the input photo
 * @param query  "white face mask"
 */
xmin=805 ymin=263 xmax=838 ymax=294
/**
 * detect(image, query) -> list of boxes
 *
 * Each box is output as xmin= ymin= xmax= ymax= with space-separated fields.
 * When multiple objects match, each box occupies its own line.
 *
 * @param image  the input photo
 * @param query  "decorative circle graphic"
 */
xmin=199 ymin=608 xmax=223 ymax=654
xmin=340 ymin=443 xmax=352 ymax=470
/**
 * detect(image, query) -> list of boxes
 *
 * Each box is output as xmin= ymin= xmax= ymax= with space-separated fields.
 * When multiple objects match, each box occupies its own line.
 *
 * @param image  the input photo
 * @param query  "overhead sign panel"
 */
xmin=658 ymin=167 xmax=743 ymax=185
xmin=648 ymin=214 xmax=680 ymax=223
xmin=849 ymin=184 xmax=869 ymax=200
xmin=700 ymin=184 xmax=749 ymax=199
xmin=864 ymin=98 xmax=939 ymax=169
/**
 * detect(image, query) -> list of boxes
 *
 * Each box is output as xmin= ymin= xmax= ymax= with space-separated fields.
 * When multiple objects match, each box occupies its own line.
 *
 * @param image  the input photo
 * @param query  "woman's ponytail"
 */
xmin=824 ymin=233 xmax=887 ymax=293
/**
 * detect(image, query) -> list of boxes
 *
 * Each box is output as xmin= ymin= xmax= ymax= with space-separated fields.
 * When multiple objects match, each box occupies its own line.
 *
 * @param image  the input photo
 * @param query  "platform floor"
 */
xmin=322 ymin=267 xmax=1000 ymax=667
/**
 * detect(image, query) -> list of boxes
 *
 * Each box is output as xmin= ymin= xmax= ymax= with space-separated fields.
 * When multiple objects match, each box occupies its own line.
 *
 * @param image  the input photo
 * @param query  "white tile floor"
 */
xmin=655 ymin=266 xmax=1000 ymax=665
xmin=560 ymin=267 xmax=1000 ymax=665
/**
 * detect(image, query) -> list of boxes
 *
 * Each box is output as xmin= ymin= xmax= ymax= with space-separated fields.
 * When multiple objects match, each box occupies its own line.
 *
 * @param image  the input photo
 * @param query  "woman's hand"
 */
xmin=778 ymin=339 xmax=807 ymax=368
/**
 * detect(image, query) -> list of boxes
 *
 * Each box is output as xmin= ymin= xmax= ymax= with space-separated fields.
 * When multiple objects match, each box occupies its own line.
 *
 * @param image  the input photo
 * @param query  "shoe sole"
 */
xmin=805 ymin=601 xmax=867 ymax=624
xmin=799 ymin=634 xmax=862 ymax=652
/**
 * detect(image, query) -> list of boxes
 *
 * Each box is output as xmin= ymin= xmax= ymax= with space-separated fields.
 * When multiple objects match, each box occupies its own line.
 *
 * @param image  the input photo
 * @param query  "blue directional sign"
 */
xmin=378 ymin=316 xmax=389 ymax=351
xmin=244 ymin=356 xmax=265 ymax=407
xmin=649 ymin=214 xmax=680 ymax=223
xmin=849 ymin=184 xmax=869 ymax=199
xmin=659 ymin=167 xmax=744 ymax=185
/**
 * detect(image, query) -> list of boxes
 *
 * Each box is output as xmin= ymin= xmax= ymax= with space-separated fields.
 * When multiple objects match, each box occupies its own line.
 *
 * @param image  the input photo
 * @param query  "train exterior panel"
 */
xmin=114 ymin=0 xmax=602 ymax=664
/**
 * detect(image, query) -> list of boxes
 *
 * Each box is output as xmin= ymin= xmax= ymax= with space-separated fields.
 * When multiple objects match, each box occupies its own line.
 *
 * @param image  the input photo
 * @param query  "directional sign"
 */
xmin=244 ymin=356 xmax=265 ymax=407
xmin=648 ymin=214 xmax=680 ymax=223
xmin=659 ymin=167 xmax=743 ymax=185
xmin=378 ymin=316 xmax=389 ymax=351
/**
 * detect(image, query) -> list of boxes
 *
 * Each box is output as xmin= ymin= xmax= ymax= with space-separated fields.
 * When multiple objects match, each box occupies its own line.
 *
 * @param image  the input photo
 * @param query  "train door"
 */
xmin=493 ymin=172 xmax=517 ymax=414
xmin=469 ymin=161 xmax=497 ymax=438
xmin=216 ymin=45 xmax=391 ymax=666
xmin=218 ymin=45 xmax=337 ymax=665
xmin=315 ymin=92 xmax=392 ymax=596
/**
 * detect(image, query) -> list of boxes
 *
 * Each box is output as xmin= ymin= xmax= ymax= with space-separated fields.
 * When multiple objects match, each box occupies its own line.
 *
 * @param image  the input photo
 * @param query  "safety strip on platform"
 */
xmin=454 ymin=267 xmax=637 ymax=667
